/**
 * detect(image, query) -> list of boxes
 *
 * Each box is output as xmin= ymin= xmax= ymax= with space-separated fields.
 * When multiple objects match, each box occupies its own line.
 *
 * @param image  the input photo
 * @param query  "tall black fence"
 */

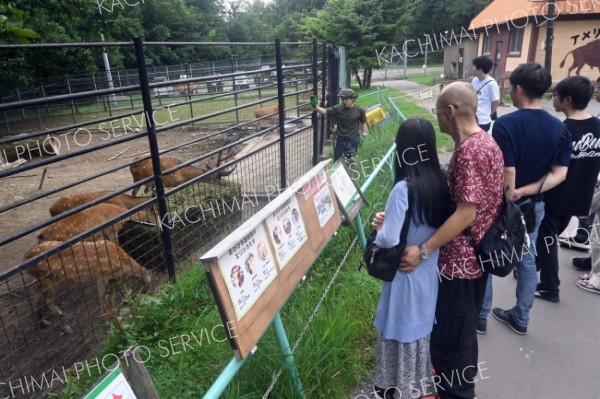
xmin=0 ymin=38 xmax=332 ymax=398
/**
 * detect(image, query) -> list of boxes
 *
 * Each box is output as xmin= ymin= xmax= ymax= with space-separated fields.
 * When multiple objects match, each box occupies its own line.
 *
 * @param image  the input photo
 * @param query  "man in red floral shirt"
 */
xmin=401 ymin=82 xmax=504 ymax=398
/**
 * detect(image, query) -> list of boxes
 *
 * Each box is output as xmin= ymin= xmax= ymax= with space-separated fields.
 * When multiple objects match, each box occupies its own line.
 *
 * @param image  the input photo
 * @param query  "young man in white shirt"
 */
xmin=471 ymin=56 xmax=500 ymax=132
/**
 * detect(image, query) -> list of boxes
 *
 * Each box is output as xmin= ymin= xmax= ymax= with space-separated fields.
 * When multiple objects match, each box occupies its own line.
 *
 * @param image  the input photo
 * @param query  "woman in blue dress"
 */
xmin=371 ymin=118 xmax=451 ymax=399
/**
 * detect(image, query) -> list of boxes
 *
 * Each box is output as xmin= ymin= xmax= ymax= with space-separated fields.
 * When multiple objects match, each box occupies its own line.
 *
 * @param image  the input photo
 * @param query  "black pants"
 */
xmin=535 ymin=213 xmax=571 ymax=296
xmin=431 ymin=275 xmax=487 ymax=399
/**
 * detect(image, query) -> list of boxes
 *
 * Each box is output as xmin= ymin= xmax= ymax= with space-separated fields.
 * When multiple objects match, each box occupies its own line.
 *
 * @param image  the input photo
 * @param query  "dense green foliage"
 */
xmin=0 ymin=0 xmax=492 ymax=96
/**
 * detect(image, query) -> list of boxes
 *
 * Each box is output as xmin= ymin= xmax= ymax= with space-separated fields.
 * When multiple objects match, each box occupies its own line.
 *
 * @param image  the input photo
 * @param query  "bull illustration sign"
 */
xmin=560 ymin=39 xmax=600 ymax=76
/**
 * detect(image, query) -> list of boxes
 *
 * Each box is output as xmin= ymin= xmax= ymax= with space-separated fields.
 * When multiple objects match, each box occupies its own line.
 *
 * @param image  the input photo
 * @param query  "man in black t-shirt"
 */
xmin=529 ymin=76 xmax=600 ymax=302
xmin=312 ymin=89 xmax=367 ymax=162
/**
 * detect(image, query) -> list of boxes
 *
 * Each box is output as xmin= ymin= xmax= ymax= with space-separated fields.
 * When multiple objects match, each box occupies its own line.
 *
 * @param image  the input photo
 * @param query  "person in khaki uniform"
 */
xmin=311 ymin=88 xmax=367 ymax=162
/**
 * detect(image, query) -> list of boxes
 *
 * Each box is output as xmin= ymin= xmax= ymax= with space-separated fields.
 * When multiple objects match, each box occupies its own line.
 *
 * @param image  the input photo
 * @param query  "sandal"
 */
xmin=577 ymin=273 xmax=591 ymax=281
xmin=576 ymin=279 xmax=600 ymax=294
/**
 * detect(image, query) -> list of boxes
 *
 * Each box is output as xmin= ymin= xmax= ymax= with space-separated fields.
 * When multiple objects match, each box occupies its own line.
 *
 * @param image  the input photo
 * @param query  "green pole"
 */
xmin=272 ymin=313 xmax=306 ymax=398
xmin=354 ymin=143 xmax=396 ymax=250
xmin=202 ymin=357 xmax=246 ymax=399
xmin=355 ymin=213 xmax=367 ymax=249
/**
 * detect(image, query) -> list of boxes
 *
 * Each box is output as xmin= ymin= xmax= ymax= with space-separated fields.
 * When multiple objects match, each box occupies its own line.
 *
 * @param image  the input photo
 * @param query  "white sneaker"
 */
xmin=558 ymin=236 xmax=590 ymax=251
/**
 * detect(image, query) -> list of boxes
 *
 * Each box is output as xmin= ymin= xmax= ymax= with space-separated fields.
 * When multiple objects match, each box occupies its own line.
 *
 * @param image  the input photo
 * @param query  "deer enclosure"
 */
xmin=0 ymin=39 xmax=328 ymax=398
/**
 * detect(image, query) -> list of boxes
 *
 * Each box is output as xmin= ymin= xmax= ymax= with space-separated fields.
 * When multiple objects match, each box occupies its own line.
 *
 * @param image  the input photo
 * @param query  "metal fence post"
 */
xmin=275 ymin=39 xmax=287 ymax=190
xmin=65 ymin=75 xmax=77 ymax=124
xmin=231 ymin=58 xmax=240 ymax=125
xmin=185 ymin=63 xmax=195 ymax=126
xmin=15 ymin=88 xmax=25 ymax=119
xmin=312 ymin=38 xmax=319 ymax=167
xmin=31 ymin=79 xmax=43 ymax=130
xmin=320 ymin=42 xmax=327 ymax=155
xmin=40 ymin=81 xmax=50 ymax=116
xmin=133 ymin=37 xmax=177 ymax=280
xmin=2 ymin=110 xmax=10 ymax=135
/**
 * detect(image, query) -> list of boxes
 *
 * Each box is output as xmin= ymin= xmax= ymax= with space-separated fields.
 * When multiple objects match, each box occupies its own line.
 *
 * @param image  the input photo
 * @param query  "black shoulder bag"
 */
xmin=360 ymin=191 xmax=412 ymax=282
xmin=463 ymin=126 xmax=567 ymax=277
xmin=464 ymin=191 xmax=526 ymax=277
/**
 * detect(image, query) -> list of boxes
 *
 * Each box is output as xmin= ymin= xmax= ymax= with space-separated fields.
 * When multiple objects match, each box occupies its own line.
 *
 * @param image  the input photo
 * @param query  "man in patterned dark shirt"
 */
xmin=400 ymin=82 xmax=504 ymax=398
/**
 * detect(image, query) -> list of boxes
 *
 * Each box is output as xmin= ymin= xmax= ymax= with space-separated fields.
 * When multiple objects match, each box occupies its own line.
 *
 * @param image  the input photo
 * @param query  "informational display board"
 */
xmin=201 ymin=160 xmax=342 ymax=359
xmin=328 ymin=161 xmax=367 ymax=224
xmin=84 ymin=368 xmax=137 ymax=399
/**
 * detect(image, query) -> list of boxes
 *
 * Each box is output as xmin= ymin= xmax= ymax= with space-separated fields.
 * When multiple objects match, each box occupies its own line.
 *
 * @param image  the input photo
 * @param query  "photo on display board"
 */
xmin=245 ymin=252 xmax=255 ymax=275
xmin=230 ymin=265 xmax=245 ymax=288
xmin=313 ymin=184 xmax=335 ymax=228
xmin=219 ymin=226 xmax=278 ymax=320
xmin=265 ymin=196 xmax=308 ymax=268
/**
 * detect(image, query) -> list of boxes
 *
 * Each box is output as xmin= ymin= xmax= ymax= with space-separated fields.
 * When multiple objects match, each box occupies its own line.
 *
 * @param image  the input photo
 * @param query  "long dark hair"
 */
xmin=394 ymin=118 xmax=451 ymax=227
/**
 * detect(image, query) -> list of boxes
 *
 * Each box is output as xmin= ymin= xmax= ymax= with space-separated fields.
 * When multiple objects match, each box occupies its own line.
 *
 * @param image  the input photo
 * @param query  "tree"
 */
xmin=0 ymin=1 xmax=39 ymax=43
xmin=303 ymin=0 xmax=405 ymax=88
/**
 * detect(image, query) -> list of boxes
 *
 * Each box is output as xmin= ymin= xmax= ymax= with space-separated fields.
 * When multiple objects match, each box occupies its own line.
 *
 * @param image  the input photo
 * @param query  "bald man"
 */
xmin=400 ymin=82 xmax=504 ymax=399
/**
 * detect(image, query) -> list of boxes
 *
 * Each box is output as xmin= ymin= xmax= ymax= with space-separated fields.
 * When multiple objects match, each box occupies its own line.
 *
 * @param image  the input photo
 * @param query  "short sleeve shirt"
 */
xmin=326 ymin=104 xmax=367 ymax=138
xmin=471 ymin=77 xmax=500 ymax=125
xmin=438 ymin=130 xmax=505 ymax=279
xmin=492 ymin=109 xmax=571 ymax=189
xmin=545 ymin=117 xmax=600 ymax=215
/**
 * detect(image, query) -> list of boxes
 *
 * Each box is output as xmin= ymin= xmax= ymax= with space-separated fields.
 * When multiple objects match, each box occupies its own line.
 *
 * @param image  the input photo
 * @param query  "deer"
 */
xmin=38 ymin=203 xmax=157 ymax=244
xmin=254 ymin=105 xmax=279 ymax=131
xmin=129 ymin=149 xmax=236 ymax=197
xmin=49 ymin=190 xmax=153 ymax=216
xmin=24 ymin=240 xmax=153 ymax=329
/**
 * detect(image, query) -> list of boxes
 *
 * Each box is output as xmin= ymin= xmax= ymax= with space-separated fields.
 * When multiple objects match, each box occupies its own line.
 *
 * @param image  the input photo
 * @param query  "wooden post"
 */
xmin=38 ymin=168 xmax=47 ymax=190
xmin=499 ymin=75 xmax=507 ymax=106
xmin=120 ymin=347 xmax=160 ymax=399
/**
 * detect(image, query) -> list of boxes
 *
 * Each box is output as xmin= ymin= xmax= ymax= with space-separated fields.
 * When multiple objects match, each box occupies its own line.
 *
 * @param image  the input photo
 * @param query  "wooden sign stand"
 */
xmin=200 ymin=160 xmax=342 ymax=398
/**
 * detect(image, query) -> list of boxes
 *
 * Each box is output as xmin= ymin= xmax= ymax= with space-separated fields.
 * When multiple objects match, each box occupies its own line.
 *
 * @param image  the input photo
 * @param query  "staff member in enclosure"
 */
xmin=370 ymin=118 xmax=451 ymax=399
xmin=311 ymin=89 xmax=367 ymax=163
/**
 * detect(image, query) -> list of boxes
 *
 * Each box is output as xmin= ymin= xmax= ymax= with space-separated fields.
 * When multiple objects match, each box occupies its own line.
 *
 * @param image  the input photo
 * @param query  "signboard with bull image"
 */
xmin=560 ymin=38 xmax=600 ymax=77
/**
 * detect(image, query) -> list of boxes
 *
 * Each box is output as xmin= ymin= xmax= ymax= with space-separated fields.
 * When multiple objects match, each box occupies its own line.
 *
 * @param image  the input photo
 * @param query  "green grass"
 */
xmin=405 ymin=71 xmax=444 ymax=86
xmin=353 ymin=85 xmax=454 ymax=153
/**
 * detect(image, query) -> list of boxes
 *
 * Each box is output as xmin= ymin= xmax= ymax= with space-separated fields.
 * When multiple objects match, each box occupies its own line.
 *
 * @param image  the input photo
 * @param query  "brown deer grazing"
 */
xmin=24 ymin=240 xmax=153 ymax=327
xmin=38 ymin=203 xmax=156 ymax=244
xmin=129 ymin=150 xmax=236 ymax=197
xmin=49 ymin=190 xmax=153 ymax=216
xmin=254 ymin=105 xmax=279 ymax=131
